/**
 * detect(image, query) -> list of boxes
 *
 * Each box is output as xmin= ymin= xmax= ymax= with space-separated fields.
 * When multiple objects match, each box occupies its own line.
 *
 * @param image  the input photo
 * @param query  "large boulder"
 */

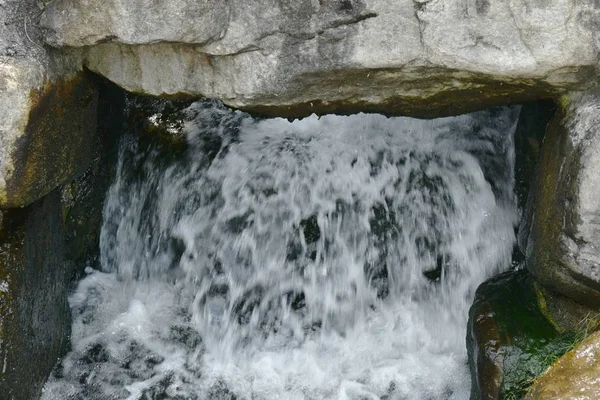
xmin=523 ymin=90 xmax=600 ymax=307
xmin=40 ymin=0 xmax=600 ymax=117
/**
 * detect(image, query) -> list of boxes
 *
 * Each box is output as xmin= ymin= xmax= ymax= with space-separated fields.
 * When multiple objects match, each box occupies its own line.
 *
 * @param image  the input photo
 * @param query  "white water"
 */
xmin=42 ymin=101 xmax=520 ymax=400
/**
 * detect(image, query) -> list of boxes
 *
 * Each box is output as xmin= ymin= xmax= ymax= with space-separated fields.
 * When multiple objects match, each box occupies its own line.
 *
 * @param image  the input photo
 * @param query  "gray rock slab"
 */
xmin=40 ymin=0 xmax=600 ymax=116
xmin=525 ymin=89 xmax=600 ymax=307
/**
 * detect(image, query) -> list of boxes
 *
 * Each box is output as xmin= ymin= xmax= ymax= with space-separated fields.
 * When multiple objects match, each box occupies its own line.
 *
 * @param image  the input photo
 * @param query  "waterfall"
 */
xmin=42 ymin=100 xmax=519 ymax=400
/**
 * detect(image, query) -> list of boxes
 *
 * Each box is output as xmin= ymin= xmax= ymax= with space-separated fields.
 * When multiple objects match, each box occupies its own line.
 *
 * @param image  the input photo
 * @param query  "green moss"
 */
xmin=468 ymin=269 xmax=591 ymax=400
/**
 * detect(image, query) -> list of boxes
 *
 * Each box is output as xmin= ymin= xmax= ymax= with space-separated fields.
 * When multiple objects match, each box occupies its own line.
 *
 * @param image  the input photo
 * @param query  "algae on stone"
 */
xmin=467 ymin=269 xmax=585 ymax=400
xmin=525 ymin=330 xmax=600 ymax=400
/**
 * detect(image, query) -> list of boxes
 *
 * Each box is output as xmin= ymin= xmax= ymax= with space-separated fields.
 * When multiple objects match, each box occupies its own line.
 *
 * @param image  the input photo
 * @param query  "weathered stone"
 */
xmin=525 ymin=330 xmax=600 ymax=400
xmin=467 ymin=269 xmax=581 ymax=400
xmin=0 ymin=0 xmax=97 ymax=209
xmin=40 ymin=0 xmax=600 ymax=117
xmin=1 ymin=72 xmax=100 ymax=208
xmin=513 ymin=100 xmax=557 ymax=211
xmin=0 ymin=75 xmax=124 ymax=400
xmin=535 ymin=282 xmax=600 ymax=334
xmin=0 ymin=190 xmax=70 ymax=400
xmin=524 ymin=90 xmax=600 ymax=308
xmin=40 ymin=0 xmax=229 ymax=47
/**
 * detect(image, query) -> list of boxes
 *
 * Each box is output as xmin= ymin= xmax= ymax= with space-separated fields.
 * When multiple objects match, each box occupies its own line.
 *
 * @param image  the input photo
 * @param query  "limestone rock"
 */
xmin=40 ymin=0 xmax=600 ymax=117
xmin=0 ymin=191 xmax=71 ymax=400
xmin=0 ymin=0 xmax=100 ymax=208
xmin=525 ymin=330 xmax=600 ymax=400
xmin=524 ymin=90 xmax=600 ymax=307
xmin=40 ymin=0 xmax=229 ymax=47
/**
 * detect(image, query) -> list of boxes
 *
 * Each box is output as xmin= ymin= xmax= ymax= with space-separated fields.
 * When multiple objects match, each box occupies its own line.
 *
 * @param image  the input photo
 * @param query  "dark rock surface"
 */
xmin=524 ymin=90 xmax=600 ymax=308
xmin=0 ymin=76 xmax=124 ymax=400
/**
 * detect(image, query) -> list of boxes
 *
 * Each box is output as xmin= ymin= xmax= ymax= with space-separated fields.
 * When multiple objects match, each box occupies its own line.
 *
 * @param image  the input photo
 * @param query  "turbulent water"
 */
xmin=43 ymin=101 xmax=520 ymax=400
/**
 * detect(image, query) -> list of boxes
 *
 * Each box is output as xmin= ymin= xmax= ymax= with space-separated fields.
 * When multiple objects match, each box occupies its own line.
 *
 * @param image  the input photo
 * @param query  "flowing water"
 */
xmin=42 ymin=101 xmax=520 ymax=400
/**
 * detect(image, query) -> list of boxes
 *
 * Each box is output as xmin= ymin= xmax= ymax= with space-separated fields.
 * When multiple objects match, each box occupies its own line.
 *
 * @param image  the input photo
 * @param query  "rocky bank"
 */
xmin=2 ymin=0 xmax=600 ymax=399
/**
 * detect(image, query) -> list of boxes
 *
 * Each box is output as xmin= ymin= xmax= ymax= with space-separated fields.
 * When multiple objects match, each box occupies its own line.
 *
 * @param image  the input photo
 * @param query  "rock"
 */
xmin=0 ymin=0 xmax=102 ymax=209
xmin=0 ymin=190 xmax=71 ymax=400
xmin=467 ymin=269 xmax=581 ymax=400
xmin=40 ymin=0 xmax=229 ymax=47
xmin=513 ymin=100 xmax=557 ymax=211
xmin=525 ymin=330 xmax=600 ymax=400
xmin=0 ymin=75 xmax=124 ymax=400
xmin=1 ymin=70 xmax=102 ymax=208
xmin=40 ymin=0 xmax=600 ymax=117
xmin=524 ymin=90 xmax=600 ymax=307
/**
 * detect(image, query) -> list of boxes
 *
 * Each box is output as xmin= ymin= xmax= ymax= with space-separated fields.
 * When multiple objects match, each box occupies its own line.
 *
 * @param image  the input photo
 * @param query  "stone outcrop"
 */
xmin=525 ymin=330 xmax=600 ymax=400
xmin=40 ymin=0 xmax=600 ymax=117
xmin=0 ymin=0 xmax=102 ymax=208
xmin=523 ymin=90 xmax=600 ymax=308
xmin=0 ymin=76 xmax=124 ymax=400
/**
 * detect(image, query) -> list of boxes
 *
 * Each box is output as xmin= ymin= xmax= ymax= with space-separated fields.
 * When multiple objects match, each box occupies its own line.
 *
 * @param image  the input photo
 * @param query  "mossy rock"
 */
xmin=467 ymin=269 xmax=582 ymax=400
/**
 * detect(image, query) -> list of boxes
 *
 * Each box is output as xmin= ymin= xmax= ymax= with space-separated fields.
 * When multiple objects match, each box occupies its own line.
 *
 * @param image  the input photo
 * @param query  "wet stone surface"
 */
xmin=467 ymin=269 xmax=581 ymax=400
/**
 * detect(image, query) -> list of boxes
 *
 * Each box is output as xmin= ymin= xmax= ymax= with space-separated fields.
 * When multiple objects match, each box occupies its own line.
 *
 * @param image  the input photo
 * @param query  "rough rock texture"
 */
xmin=0 ymin=0 xmax=98 ymax=208
xmin=523 ymin=90 xmax=600 ymax=307
xmin=525 ymin=330 xmax=600 ymax=400
xmin=0 ymin=76 xmax=124 ymax=400
xmin=40 ymin=0 xmax=600 ymax=117
xmin=0 ymin=190 xmax=71 ymax=400
xmin=41 ymin=0 xmax=229 ymax=47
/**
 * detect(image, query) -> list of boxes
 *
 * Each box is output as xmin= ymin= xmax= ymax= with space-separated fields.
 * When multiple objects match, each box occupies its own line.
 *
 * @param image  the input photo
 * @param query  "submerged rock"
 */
xmin=525 ymin=330 xmax=600 ymax=400
xmin=40 ymin=0 xmax=600 ymax=117
xmin=467 ymin=269 xmax=581 ymax=400
xmin=524 ymin=90 xmax=600 ymax=308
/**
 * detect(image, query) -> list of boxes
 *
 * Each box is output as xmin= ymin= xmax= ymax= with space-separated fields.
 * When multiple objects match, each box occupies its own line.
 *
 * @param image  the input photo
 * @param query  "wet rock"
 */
xmin=0 ymin=0 xmax=96 ymax=209
xmin=2 ymin=72 xmax=100 ymax=208
xmin=523 ymin=90 xmax=600 ymax=308
xmin=467 ymin=269 xmax=580 ymax=400
xmin=0 ymin=190 xmax=72 ymax=400
xmin=0 ymin=77 xmax=124 ymax=400
xmin=513 ymin=100 xmax=557 ymax=211
xmin=40 ymin=0 xmax=600 ymax=118
xmin=525 ymin=330 xmax=600 ymax=400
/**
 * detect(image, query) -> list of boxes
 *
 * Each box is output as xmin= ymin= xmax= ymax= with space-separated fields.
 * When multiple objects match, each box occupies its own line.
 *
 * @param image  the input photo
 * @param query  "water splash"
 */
xmin=43 ymin=101 xmax=520 ymax=400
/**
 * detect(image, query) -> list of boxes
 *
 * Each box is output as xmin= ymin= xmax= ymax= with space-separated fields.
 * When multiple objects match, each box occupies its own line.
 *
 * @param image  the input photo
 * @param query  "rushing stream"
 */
xmin=42 ymin=101 xmax=520 ymax=400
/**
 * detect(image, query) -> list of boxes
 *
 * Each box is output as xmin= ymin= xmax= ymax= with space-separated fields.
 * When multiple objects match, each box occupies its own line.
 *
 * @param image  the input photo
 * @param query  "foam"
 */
xmin=42 ymin=101 xmax=520 ymax=400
